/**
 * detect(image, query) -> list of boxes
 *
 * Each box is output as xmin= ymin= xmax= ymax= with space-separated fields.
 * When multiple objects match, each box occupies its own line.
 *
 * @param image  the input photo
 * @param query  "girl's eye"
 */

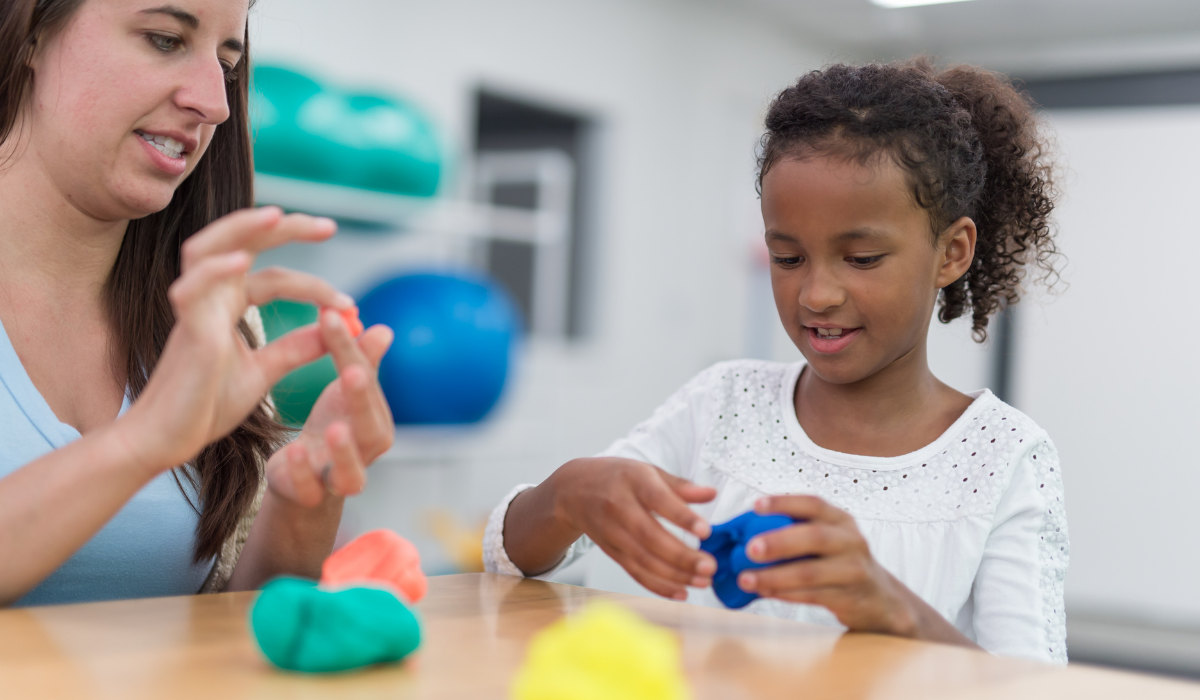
xmin=771 ymin=255 xmax=803 ymax=268
xmin=147 ymin=33 xmax=182 ymax=53
xmin=848 ymin=255 xmax=884 ymax=267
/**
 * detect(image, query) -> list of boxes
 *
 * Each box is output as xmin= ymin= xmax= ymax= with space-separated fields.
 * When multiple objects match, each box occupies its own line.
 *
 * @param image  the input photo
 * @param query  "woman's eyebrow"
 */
xmin=138 ymin=5 xmax=245 ymax=53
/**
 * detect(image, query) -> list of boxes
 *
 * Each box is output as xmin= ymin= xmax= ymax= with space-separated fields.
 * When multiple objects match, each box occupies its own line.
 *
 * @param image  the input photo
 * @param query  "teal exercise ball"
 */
xmin=250 ymin=65 xmax=442 ymax=197
xmin=357 ymin=272 xmax=520 ymax=425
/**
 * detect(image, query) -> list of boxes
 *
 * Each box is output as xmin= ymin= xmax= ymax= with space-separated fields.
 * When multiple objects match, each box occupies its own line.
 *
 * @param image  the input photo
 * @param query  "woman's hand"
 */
xmin=541 ymin=458 xmax=718 ymax=600
xmin=265 ymin=310 xmax=395 ymax=507
xmin=121 ymin=207 xmax=352 ymax=474
xmin=736 ymin=495 xmax=979 ymax=648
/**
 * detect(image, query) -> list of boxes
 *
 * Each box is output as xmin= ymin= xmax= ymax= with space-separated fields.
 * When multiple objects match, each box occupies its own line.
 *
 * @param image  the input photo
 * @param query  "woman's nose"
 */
xmin=174 ymin=58 xmax=231 ymax=125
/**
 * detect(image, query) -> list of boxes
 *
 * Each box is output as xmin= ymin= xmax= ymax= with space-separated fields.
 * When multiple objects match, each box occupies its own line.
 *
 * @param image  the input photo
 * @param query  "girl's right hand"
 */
xmin=547 ymin=457 xmax=718 ymax=600
xmin=119 ymin=206 xmax=351 ymax=474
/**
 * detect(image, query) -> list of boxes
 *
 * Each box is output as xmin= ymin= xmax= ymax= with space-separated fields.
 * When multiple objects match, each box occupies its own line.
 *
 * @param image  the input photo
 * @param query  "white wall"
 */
xmin=1016 ymin=106 xmax=1200 ymax=624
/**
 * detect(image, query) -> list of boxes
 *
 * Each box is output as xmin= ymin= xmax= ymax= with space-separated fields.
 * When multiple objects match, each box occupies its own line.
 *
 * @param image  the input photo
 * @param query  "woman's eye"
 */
xmin=147 ymin=33 xmax=182 ymax=52
xmin=221 ymin=61 xmax=238 ymax=81
xmin=771 ymin=255 xmax=803 ymax=267
xmin=848 ymin=255 xmax=884 ymax=267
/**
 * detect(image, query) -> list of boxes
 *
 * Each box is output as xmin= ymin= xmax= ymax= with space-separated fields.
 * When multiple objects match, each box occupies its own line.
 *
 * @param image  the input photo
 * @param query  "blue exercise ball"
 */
xmin=358 ymin=272 xmax=521 ymax=425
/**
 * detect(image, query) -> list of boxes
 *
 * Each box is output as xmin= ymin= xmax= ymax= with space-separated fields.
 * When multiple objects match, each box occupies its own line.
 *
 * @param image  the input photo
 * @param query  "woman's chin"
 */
xmin=105 ymin=180 xmax=181 ymax=219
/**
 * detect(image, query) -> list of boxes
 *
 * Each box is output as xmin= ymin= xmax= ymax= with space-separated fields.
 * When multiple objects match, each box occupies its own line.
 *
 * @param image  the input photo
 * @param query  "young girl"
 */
xmin=485 ymin=59 xmax=1067 ymax=664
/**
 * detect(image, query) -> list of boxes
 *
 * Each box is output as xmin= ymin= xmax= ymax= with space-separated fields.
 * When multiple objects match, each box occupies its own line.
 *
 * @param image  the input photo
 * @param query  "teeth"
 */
xmin=137 ymin=130 xmax=185 ymax=159
xmin=815 ymin=328 xmax=844 ymax=337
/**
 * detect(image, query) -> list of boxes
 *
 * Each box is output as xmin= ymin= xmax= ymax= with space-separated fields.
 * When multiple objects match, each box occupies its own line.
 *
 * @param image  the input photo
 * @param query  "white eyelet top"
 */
xmin=484 ymin=360 xmax=1068 ymax=664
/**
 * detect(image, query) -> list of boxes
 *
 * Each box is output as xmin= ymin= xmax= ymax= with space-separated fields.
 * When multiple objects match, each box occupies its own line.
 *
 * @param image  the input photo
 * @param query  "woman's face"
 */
xmin=26 ymin=0 xmax=248 ymax=220
xmin=761 ymin=154 xmax=974 ymax=385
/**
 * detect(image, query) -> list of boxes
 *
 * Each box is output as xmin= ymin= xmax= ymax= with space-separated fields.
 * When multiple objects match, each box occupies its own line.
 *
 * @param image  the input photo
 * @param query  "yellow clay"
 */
xmin=511 ymin=602 xmax=689 ymax=700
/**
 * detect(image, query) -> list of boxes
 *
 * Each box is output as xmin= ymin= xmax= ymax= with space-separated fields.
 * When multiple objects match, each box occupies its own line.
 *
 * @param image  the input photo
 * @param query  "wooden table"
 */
xmin=2 ymin=573 xmax=1198 ymax=699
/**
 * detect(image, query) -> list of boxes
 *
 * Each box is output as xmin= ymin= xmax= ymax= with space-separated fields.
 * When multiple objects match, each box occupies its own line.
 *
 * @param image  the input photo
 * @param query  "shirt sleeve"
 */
xmin=970 ymin=436 xmax=1069 ymax=664
xmin=481 ymin=363 xmax=726 ymax=579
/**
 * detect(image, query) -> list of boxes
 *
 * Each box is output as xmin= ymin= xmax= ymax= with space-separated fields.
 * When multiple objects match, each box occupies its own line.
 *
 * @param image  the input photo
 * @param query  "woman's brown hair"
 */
xmin=758 ymin=58 xmax=1059 ymax=341
xmin=0 ymin=0 xmax=287 ymax=562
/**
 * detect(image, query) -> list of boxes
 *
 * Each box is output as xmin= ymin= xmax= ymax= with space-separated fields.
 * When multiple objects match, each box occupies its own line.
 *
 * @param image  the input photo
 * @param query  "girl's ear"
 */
xmin=935 ymin=216 xmax=977 ymax=289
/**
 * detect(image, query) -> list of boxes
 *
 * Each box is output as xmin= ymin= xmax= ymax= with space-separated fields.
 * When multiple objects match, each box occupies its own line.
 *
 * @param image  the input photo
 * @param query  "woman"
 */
xmin=0 ymin=0 xmax=395 ymax=606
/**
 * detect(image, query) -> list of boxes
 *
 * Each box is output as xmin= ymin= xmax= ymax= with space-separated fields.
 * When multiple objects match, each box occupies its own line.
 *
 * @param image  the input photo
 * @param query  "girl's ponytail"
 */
xmin=934 ymin=66 xmax=1058 ymax=334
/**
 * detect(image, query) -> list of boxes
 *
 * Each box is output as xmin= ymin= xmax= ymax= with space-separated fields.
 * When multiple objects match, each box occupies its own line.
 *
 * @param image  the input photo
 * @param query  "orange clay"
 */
xmin=321 ymin=529 xmax=427 ymax=603
xmin=338 ymin=306 xmax=364 ymax=338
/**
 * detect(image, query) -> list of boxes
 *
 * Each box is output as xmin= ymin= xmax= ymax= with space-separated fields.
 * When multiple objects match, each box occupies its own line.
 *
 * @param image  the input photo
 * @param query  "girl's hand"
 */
xmin=736 ymin=495 xmax=919 ymax=637
xmin=547 ymin=458 xmax=718 ymax=600
xmin=265 ymin=310 xmax=395 ymax=507
xmin=122 ymin=207 xmax=351 ymax=473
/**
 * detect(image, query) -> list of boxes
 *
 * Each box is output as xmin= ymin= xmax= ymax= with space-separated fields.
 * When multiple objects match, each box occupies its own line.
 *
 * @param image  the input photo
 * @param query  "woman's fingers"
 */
xmin=181 ymin=208 xmax=336 ymax=269
xmin=168 ymin=251 xmax=251 ymax=309
xmin=254 ymin=325 xmax=326 ymax=389
xmin=267 ymin=442 xmax=325 ymax=508
xmin=245 ymin=267 xmax=354 ymax=310
xmin=323 ymin=421 xmax=366 ymax=497
xmin=320 ymin=312 xmax=395 ymax=458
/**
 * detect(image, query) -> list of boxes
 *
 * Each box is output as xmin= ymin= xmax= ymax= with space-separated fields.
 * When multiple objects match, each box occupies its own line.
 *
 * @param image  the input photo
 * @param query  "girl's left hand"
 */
xmin=735 ymin=495 xmax=919 ymax=637
xmin=265 ymin=310 xmax=395 ymax=506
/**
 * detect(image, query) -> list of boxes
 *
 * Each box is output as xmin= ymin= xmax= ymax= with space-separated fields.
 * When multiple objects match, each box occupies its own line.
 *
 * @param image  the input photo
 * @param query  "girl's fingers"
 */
xmin=623 ymin=505 xmax=716 ymax=580
xmin=254 ymin=325 xmax=326 ymax=389
xmin=594 ymin=540 xmax=690 ymax=600
xmin=746 ymin=522 xmax=853 ymax=563
xmin=738 ymin=556 xmax=859 ymax=596
xmin=182 ymin=208 xmax=336 ymax=268
xmin=641 ymin=473 xmax=713 ymax=541
xmin=324 ymin=422 xmax=366 ymax=497
xmin=755 ymin=494 xmax=850 ymax=525
xmin=607 ymin=525 xmax=708 ymax=588
xmin=246 ymin=267 xmax=354 ymax=310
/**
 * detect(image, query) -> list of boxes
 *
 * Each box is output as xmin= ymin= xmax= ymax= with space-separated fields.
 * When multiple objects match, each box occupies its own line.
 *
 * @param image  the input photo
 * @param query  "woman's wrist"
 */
xmin=101 ymin=414 xmax=175 ymax=481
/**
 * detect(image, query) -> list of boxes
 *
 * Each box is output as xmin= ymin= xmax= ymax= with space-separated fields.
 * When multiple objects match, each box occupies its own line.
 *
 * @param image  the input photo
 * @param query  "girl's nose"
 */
xmin=797 ymin=266 xmax=847 ymax=313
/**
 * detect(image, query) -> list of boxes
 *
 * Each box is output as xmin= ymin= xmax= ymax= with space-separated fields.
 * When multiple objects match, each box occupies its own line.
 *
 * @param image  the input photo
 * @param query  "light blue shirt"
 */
xmin=0 ymin=317 xmax=214 ymax=607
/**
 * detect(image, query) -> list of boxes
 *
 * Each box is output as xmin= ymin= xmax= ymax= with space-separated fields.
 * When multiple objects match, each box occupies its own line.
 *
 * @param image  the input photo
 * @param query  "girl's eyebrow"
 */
xmin=835 ymin=227 xmax=891 ymax=242
xmin=138 ymin=5 xmax=245 ymax=53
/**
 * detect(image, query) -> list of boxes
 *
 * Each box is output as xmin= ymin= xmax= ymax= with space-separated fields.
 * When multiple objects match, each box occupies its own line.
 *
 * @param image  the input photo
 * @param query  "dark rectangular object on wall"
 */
xmin=1022 ymin=69 xmax=1200 ymax=109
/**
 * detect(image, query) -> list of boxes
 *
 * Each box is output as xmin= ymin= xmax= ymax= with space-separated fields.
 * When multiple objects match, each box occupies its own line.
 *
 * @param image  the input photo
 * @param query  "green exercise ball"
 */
xmin=259 ymin=300 xmax=336 ymax=427
xmin=250 ymin=65 xmax=442 ymax=197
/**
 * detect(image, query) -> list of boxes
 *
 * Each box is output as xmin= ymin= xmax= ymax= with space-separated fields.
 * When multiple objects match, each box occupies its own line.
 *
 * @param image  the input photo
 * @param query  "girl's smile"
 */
xmin=806 ymin=325 xmax=863 ymax=354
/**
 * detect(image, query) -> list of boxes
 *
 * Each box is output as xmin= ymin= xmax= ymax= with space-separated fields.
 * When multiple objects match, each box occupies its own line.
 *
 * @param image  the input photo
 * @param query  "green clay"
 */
xmin=249 ymin=577 xmax=422 ymax=673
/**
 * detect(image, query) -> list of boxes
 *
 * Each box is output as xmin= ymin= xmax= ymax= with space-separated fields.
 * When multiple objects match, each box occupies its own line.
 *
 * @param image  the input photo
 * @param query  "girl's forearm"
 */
xmin=224 ymin=489 xmax=343 ymax=591
xmin=0 ymin=421 xmax=160 ymax=606
xmin=501 ymin=473 xmax=583 ymax=576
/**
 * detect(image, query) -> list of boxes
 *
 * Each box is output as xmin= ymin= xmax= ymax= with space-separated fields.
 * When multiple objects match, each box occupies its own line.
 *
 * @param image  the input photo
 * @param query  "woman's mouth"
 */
xmin=806 ymin=326 xmax=862 ymax=354
xmin=135 ymin=130 xmax=186 ymax=160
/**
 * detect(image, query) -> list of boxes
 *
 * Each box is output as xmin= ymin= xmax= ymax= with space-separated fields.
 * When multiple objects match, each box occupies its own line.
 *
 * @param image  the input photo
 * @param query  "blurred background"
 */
xmin=246 ymin=0 xmax=1200 ymax=678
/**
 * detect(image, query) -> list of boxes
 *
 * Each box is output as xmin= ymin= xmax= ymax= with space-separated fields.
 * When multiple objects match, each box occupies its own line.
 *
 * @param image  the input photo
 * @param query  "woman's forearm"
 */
xmin=501 ymin=474 xmax=583 ymax=576
xmin=0 ymin=422 xmax=159 ymax=605
xmin=224 ymin=489 xmax=343 ymax=591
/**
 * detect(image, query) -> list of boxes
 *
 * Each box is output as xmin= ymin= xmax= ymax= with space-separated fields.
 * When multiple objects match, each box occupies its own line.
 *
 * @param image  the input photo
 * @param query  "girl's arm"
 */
xmin=737 ymin=495 xmax=982 ymax=650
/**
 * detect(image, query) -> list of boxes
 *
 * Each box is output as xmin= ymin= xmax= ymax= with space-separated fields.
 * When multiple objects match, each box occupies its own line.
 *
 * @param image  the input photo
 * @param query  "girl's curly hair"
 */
xmin=757 ymin=58 xmax=1059 ymax=341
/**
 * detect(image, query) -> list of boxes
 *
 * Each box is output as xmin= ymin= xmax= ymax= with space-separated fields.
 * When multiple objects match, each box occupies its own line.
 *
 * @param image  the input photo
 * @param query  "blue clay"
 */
xmin=700 ymin=512 xmax=805 ymax=609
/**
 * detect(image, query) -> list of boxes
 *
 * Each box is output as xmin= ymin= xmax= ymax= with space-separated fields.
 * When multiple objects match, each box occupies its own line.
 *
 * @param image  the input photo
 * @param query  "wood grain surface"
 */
xmin=2 ymin=573 xmax=1198 ymax=699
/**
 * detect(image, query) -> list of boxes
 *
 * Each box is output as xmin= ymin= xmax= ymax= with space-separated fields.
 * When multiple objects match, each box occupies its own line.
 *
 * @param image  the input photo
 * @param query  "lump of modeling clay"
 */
xmin=511 ymin=601 xmax=690 ymax=700
xmin=321 ymin=529 xmax=428 ymax=604
xmin=338 ymin=306 xmax=365 ymax=337
xmin=700 ymin=511 xmax=803 ymax=609
xmin=249 ymin=577 xmax=421 ymax=673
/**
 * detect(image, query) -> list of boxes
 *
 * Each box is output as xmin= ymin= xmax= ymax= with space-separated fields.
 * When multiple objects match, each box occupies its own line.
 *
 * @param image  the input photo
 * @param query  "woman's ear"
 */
xmin=935 ymin=216 xmax=977 ymax=289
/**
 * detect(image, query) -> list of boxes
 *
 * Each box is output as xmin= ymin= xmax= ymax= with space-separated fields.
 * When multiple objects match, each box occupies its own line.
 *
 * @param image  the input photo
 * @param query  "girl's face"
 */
xmin=761 ymin=154 xmax=975 ymax=385
xmin=24 ymin=0 xmax=248 ymax=221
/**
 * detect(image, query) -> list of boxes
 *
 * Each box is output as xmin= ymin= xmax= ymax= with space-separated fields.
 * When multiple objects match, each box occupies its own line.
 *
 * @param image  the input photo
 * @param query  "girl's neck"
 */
xmin=0 ymin=141 xmax=128 ymax=316
xmin=795 ymin=342 xmax=974 ymax=458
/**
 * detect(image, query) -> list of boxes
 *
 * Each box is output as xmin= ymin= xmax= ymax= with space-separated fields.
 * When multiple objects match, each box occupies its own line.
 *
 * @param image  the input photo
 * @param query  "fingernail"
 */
xmin=672 ymin=591 xmax=687 ymax=601
xmin=316 ymin=217 xmax=337 ymax=229
xmin=739 ymin=573 xmax=757 ymax=591
xmin=690 ymin=576 xmax=709 ymax=588
xmin=694 ymin=521 xmax=712 ymax=540
xmin=335 ymin=292 xmax=355 ymax=309
xmin=747 ymin=538 xmax=764 ymax=560
xmin=696 ymin=557 xmax=716 ymax=576
xmin=755 ymin=497 xmax=770 ymax=512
